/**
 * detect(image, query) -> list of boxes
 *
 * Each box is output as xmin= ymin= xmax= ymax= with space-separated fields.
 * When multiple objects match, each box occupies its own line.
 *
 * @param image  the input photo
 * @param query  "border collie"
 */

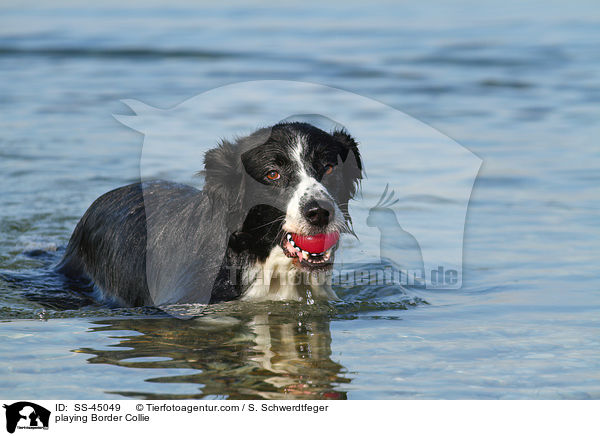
xmin=57 ymin=122 xmax=362 ymax=307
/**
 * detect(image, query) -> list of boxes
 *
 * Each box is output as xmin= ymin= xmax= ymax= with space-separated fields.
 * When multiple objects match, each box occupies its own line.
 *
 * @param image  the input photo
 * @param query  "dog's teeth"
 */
xmin=286 ymin=233 xmax=292 ymax=241
xmin=310 ymin=252 xmax=318 ymax=257
xmin=302 ymin=250 xmax=309 ymax=256
xmin=295 ymin=246 xmax=301 ymax=252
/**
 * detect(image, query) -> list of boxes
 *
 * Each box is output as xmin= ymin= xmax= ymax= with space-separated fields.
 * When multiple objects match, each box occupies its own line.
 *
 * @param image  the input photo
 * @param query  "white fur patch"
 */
xmin=283 ymin=135 xmax=345 ymax=235
xmin=241 ymin=246 xmax=338 ymax=302
xmin=292 ymin=134 xmax=308 ymax=177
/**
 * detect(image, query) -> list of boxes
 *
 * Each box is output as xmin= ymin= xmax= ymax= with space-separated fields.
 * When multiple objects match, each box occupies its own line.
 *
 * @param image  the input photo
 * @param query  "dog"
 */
xmin=57 ymin=122 xmax=362 ymax=307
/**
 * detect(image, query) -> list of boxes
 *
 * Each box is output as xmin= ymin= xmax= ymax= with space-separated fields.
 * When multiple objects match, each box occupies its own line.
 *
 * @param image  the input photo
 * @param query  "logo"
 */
xmin=3 ymin=402 xmax=50 ymax=434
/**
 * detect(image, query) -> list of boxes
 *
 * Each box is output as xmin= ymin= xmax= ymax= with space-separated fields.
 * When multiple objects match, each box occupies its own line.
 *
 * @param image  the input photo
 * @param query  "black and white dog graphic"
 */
xmin=57 ymin=122 xmax=362 ymax=306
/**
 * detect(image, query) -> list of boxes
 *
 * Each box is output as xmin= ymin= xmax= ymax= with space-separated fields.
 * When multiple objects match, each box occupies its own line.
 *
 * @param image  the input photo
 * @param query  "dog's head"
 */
xmin=204 ymin=122 xmax=362 ymax=272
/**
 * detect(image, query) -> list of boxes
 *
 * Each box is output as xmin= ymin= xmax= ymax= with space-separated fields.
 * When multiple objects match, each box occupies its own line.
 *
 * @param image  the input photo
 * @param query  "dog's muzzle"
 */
xmin=281 ymin=231 xmax=339 ymax=271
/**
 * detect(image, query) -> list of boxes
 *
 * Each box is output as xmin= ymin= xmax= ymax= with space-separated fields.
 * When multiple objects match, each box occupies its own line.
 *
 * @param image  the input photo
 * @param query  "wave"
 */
xmin=0 ymin=46 xmax=237 ymax=59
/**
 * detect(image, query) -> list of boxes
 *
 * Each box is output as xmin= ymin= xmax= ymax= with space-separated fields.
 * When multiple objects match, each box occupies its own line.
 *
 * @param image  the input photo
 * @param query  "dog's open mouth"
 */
xmin=281 ymin=232 xmax=339 ymax=271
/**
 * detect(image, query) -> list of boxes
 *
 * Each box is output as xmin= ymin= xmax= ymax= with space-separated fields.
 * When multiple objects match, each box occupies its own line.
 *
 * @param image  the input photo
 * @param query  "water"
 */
xmin=1 ymin=0 xmax=599 ymax=399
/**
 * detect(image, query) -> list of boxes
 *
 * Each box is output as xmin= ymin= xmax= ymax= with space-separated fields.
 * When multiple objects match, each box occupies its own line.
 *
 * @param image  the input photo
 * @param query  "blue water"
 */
xmin=1 ymin=0 xmax=599 ymax=399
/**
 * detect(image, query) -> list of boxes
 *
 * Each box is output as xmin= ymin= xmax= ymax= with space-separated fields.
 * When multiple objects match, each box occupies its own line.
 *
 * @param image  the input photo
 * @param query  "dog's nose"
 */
xmin=303 ymin=200 xmax=335 ymax=227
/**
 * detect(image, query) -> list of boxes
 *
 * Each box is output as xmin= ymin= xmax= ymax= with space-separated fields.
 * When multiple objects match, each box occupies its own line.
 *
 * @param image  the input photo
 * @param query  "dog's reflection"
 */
xmin=78 ymin=309 xmax=349 ymax=399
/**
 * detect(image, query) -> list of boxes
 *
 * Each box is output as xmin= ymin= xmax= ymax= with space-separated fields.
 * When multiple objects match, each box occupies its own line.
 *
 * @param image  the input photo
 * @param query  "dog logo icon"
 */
xmin=3 ymin=402 xmax=50 ymax=433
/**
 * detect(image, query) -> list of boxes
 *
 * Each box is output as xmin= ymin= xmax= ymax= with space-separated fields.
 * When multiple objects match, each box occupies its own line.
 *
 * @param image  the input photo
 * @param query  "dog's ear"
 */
xmin=203 ymin=140 xmax=239 ymax=191
xmin=332 ymin=128 xmax=362 ymax=169
xmin=203 ymin=141 xmax=247 ymax=232
xmin=332 ymin=129 xmax=363 ymax=233
xmin=332 ymin=128 xmax=362 ymax=191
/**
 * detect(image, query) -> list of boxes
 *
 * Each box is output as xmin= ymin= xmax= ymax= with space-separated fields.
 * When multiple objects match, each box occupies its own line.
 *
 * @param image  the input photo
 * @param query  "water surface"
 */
xmin=1 ymin=0 xmax=599 ymax=399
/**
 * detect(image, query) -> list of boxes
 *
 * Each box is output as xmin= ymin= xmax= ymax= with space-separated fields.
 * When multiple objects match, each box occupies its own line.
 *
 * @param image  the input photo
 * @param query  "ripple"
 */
xmin=0 ymin=46 xmax=238 ymax=60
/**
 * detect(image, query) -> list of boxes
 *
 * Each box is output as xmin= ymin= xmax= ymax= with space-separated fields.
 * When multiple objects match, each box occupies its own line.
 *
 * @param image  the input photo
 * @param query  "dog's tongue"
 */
xmin=291 ymin=232 xmax=339 ymax=253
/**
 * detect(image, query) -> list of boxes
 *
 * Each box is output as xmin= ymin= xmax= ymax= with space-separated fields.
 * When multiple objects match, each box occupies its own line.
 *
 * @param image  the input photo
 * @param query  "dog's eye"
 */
xmin=324 ymin=164 xmax=335 ymax=175
xmin=266 ymin=170 xmax=281 ymax=181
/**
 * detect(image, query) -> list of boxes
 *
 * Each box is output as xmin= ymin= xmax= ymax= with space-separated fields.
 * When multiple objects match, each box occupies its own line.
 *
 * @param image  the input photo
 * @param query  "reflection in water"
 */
xmin=76 ymin=305 xmax=350 ymax=399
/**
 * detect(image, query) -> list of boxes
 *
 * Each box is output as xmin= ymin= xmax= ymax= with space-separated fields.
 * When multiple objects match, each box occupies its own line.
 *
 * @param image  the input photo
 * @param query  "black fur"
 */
xmin=57 ymin=122 xmax=362 ymax=306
